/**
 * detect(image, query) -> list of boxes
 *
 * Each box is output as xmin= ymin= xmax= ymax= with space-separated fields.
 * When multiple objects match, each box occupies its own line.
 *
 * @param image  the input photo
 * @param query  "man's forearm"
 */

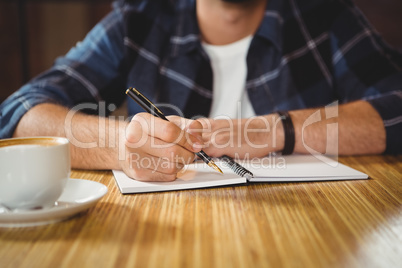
xmin=12 ymin=100 xmax=386 ymax=173
xmin=289 ymin=100 xmax=386 ymax=155
xmin=13 ymin=103 xmax=127 ymax=170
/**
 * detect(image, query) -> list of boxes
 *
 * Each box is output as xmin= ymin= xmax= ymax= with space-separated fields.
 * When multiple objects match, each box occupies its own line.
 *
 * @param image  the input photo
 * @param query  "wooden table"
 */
xmin=1 ymin=155 xmax=401 ymax=267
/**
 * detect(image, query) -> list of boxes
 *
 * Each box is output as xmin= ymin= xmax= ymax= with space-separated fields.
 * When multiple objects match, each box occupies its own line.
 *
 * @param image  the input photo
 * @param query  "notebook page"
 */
xmin=241 ymin=155 xmax=368 ymax=182
xmin=113 ymin=161 xmax=245 ymax=194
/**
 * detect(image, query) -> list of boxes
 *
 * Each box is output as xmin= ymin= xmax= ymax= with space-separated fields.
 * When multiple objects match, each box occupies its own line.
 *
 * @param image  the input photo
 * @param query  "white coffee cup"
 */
xmin=0 ymin=137 xmax=70 ymax=210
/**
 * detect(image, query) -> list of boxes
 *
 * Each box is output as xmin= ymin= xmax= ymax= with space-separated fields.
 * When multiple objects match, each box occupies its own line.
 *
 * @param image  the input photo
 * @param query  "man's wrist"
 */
xmin=257 ymin=114 xmax=285 ymax=153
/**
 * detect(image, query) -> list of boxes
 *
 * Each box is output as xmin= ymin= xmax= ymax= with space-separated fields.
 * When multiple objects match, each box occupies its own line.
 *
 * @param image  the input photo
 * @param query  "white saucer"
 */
xmin=0 ymin=178 xmax=107 ymax=227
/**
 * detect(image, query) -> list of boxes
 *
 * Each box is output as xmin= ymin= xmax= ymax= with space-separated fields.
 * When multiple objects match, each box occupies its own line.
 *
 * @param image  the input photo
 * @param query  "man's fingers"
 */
xmin=123 ymin=165 xmax=178 ymax=182
xmin=140 ymin=138 xmax=197 ymax=165
xmin=168 ymin=116 xmax=206 ymax=147
xmin=123 ymin=152 xmax=185 ymax=180
xmin=121 ymin=113 xmax=206 ymax=182
xmin=128 ymin=113 xmax=203 ymax=152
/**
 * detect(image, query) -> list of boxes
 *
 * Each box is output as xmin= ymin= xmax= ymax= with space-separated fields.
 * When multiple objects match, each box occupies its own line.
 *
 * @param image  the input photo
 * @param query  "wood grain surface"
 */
xmin=0 ymin=155 xmax=401 ymax=268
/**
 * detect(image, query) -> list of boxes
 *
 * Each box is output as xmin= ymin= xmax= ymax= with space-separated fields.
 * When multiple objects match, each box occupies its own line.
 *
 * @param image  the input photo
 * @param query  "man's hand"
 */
xmin=197 ymin=114 xmax=284 ymax=159
xmin=120 ymin=114 xmax=204 ymax=181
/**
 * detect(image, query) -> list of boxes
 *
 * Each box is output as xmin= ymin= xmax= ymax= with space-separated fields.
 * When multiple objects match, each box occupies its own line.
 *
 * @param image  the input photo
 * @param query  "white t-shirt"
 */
xmin=202 ymin=35 xmax=256 ymax=119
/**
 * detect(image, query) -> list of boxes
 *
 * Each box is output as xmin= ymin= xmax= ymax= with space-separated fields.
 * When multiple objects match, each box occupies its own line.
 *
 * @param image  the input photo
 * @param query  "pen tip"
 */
xmin=209 ymin=161 xmax=223 ymax=174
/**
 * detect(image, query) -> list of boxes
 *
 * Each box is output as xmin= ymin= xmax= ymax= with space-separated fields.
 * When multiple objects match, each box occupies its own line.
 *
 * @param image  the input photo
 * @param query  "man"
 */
xmin=0 ymin=0 xmax=401 ymax=181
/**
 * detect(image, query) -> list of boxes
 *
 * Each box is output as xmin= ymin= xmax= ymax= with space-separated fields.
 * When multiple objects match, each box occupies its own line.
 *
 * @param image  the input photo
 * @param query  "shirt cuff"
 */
xmin=367 ymin=90 xmax=402 ymax=154
xmin=0 ymin=89 xmax=58 ymax=139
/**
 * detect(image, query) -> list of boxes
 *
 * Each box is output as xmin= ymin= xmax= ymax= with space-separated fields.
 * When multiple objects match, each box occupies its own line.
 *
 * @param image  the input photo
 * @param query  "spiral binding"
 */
xmin=221 ymin=155 xmax=253 ymax=179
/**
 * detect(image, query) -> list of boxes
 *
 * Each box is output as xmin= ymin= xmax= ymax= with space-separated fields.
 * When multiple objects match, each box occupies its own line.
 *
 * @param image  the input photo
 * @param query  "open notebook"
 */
xmin=113 ymin=155 xmax=368 ymax=194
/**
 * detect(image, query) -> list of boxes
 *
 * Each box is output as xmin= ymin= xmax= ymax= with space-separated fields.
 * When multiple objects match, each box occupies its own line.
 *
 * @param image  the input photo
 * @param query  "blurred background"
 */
xmin=0 ymin=0 xmax=113 ymax=103
xmin=0 ymin=0 xmax=401 ymax=104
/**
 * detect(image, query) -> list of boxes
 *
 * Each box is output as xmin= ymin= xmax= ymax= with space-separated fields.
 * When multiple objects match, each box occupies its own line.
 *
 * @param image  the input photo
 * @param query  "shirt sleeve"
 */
xmin=0 ymin=1 xmax=127 ymax=139
xmin=367 ymin=91 xmax=402 ymax=154
xmin=330 ymin=1 xmax=402 ymax=154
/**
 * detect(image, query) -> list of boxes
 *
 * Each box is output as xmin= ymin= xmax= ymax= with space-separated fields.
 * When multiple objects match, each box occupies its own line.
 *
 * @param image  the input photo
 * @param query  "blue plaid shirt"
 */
xmin=1 ymin=0 xmax=401 ymax=153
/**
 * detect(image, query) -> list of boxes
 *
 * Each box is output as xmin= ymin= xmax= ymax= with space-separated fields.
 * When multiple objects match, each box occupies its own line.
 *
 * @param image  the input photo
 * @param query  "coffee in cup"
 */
xmin=0 ymin=137 xmax=70 ymax=210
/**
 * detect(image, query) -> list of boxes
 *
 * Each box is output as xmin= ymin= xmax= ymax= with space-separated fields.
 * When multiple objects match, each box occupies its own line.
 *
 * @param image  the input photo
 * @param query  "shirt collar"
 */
xmin=169 ymin=0 xmax=287 ymax=57
xmin=169 ymin=0 xmax=201 ymax=58
xmin=255 ymin=0 xmax=286 ymax=51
